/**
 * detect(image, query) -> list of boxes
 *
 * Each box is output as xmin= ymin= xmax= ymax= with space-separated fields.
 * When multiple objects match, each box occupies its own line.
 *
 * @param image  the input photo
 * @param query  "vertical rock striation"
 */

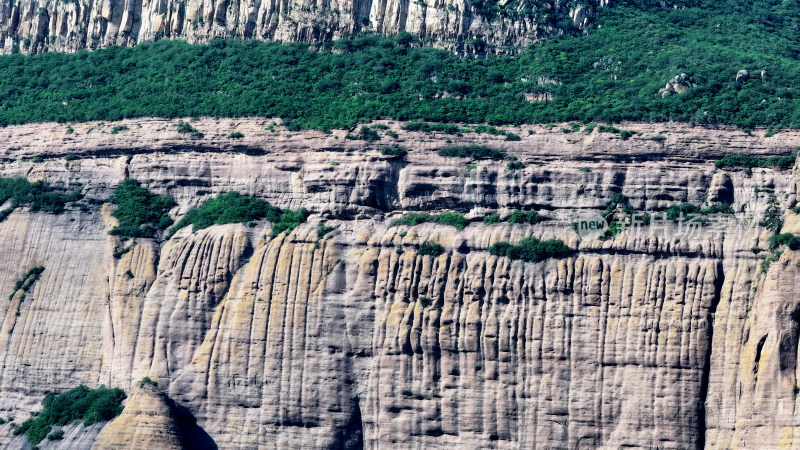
xmin=0 ymin=120 xmax=798 ymax=447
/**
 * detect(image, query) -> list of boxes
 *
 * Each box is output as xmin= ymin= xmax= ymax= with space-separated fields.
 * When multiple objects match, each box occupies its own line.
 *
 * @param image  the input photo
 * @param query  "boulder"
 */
xmin=736 ymin=70 xmax=750 ymax=82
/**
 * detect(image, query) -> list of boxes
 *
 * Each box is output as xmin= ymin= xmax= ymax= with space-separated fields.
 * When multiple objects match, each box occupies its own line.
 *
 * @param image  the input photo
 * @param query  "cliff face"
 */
xmin=0 ymin=119 xmax=799 ymax=448
xmin=0 ymin=0 xmax=600 ymax=54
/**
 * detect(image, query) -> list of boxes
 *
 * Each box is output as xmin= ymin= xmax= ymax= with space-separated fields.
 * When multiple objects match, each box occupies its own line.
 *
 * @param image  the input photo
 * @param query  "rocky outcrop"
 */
xmin=0 ymin=119 xmax=800 ymax=448
xmin=93 ymin=383 xmax=184 ymax=449
xmin=0 ymin=0 xmax=605 ymax=55
xmin=659 ymin=73 xmax=695 ymax=98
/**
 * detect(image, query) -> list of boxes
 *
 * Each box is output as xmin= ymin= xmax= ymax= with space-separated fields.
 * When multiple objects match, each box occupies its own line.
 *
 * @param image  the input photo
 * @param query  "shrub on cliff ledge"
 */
xmin=715 ymin=152 xmax=797 ymax=171
xmin=417 ymin=242 xmax=445 ymax=257
xmin=168 ymin=192 xmax=281 ymax=238
xmin=0 ymin=178 xmax=82 ymax=218
xmin=437 ymin=145 xmax=507 ymax=161
xmin=108 ymin=179 xmax=176 ymax=239
xmin=489 ymin=236 xmax=572 ymax=262
xmin=13 ymin=385 xmax=125 ymax=445
xmin=390 ymin=212 xmax=468 ymax=230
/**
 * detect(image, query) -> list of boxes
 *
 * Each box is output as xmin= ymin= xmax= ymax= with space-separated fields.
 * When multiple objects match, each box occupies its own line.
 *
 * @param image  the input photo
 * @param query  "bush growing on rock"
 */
xmin=380 ymin=146 xmax=407 ymax=160
xmin=437 ymin=145 xmax=506 ymax=161
xmin=13 ymin=385 xmax=125 ymax=445
xmin=507 ymin=210 xmax=546 ymax=225
xmin=0 ymin=178 xmax=82 ymax=218
xmin=715 ymin=152 xmax=797 ymax=170
xmin=390 ymin=212 xmax=468 ymax=230
xmin=489 ymin=237 xmax=572 ymax=262
xmin=108 ymin=179 xmax=176 ymax=239
xmin=417 ymin=242 xmax=445 ymax=256
xmin=168 ymin=192 xmax=281 ymax=238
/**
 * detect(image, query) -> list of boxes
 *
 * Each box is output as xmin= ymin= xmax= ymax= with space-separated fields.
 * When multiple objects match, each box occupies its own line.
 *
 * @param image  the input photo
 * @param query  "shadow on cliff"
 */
xmin=166 ymin=396 xmax=219 ymax=449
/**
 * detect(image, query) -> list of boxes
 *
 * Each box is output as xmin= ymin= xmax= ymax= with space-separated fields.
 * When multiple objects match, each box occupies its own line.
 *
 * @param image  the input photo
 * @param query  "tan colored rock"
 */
xmin=0 ymin=119 xmax=796 ymax=448
xmin=92 ymin=383 xmax=184 ymax=449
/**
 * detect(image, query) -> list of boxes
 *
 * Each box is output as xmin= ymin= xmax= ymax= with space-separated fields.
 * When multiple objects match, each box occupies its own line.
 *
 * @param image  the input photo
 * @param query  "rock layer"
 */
xmin=0 ymin=0 xmax=601 ymax=54
xmin=0 ymin=119 xmax=799 ymax=448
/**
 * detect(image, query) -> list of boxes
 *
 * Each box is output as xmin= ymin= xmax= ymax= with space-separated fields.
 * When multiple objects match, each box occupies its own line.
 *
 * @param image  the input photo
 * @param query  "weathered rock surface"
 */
xmin=0 ymin=0 xmax=600 ymax=55
xmin=0 ymin=119 xmax=799 ymax=448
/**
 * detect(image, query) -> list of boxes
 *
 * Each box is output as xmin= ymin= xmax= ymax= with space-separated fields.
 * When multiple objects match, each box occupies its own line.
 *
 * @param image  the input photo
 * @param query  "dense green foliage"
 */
xmin=0 ymin=2 xmax=798 ymax=129
xmin=663 ymin=202 xmax=734 ymax=221
xmin=484 ymin=210 xmax=546 ymax=225
xmin=769 ymin=233 xmax=800 ymax=251
xmin=13 ymin=385 xmax=125 ymax=445
xmin=438 ymin=145 xmax=506 ymax=160
xmin=390 ymin=212 xmax=468 ymax=230
xmin=108 ymin=179 xmax=176 ymax=239
xmin=0 ymin=178 xmax=82 ymax=218
xmin=380 ymin=146 xmax=408 ymax=159
xmin=488 ymin=236 xmax=572 ymax=262
xmin=168 ymin=192 xmax=280 ymax=237
xmin=417 ymin=242 xmax=446 ymax=256
xmin=715 ymin=152 xmax=798 ymax=170
xmin=271 ymin=208 xmax=310 ymax=236
xmin=507 ymin=210 xmax=546 ymax=225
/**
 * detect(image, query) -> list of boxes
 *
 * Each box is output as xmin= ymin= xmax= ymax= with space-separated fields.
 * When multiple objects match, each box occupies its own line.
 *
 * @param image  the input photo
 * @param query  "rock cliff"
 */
xmin=0 ymin=0 xmax=600 ymax=54
xmin=0 ymin=119 xmax=799 ymax=448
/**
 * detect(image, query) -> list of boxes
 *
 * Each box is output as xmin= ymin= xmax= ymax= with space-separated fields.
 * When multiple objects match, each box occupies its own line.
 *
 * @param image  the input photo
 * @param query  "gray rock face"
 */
xmin=0 ymin=0 xmax=603 ymax=55
xmin=0 ymin=119 xmax=799 ymax=448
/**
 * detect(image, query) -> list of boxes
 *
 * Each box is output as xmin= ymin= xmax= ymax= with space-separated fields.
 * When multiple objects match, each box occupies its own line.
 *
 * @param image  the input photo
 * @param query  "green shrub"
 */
xmin=402 ymin=121 xmax=461 ymax=134
xmin=138 ymin=377 xmax=158 ymax=388
xmin=715 ymin=152 xmax=797 ymax=170
xmin=108 ymin=179 xmax=176 ymax=239
xmin=9 ymin=266 xmax=45 ymax=301
xmin=227 ymin=131 xmax=244 ymax=139
xmin=0 ymin=178 xmax=82 ymax=217
xmin=380 ymin=146 xmax=407 ymax=159
xmin=390 ymin=212 xmax=467 ymax=230
xmin=317 ymin=223 xmax=336 ymax=239
xmin=271 ymin=208 xmax=310 ymax=236
xmin=488 ymin=236 xmax=572 ymax=262
xmin=437 ymin=145 xmax=506 ymax=160
xmin=769 ymin=233 xmax=800 ymax=251
xmin=110 ymin=125 xmax=128 ymax=134
xmin=347 ymin=126 xmax=380 ymax=141
xmin=14 ymin=385 xmax=125 ymax=445
xmin=483 ymin=213 xmax=501 ymax=225
xmin=66 ymin=126 xmax=74 ymax=134
xmin=174 ymin=121 xmax=204 ymax=139
xmin=505 ymin=132 xmax=522 ymax=141
xmin=598 ymin=125 xmax=620 ymax=134
xmin=168 ymin=192 xmax=281 ymax=238
xmin=418 ymin=296 xmax=432 ymax=307
xmin=507 ymin=210 xmax=546 ymax=225
xmin=64 ymin=154 xmax=79 ymax=161
xmin=46 ymin=429 xmax=64 ymax=441
xmin=417 ymin=242 xmax=445 ymax=256
xmin=507 ymin=161 xmax=525 ymax=170
xmin=663 ymin=202 xmax=734 ymax=221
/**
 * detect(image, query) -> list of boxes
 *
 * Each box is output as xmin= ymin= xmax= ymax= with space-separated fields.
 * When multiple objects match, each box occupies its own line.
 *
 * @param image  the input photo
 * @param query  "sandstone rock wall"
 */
xmin=0 ymin=0 xmax=601 ymax=55
xmin=0 ymin=120 xmax=799 ymax=448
